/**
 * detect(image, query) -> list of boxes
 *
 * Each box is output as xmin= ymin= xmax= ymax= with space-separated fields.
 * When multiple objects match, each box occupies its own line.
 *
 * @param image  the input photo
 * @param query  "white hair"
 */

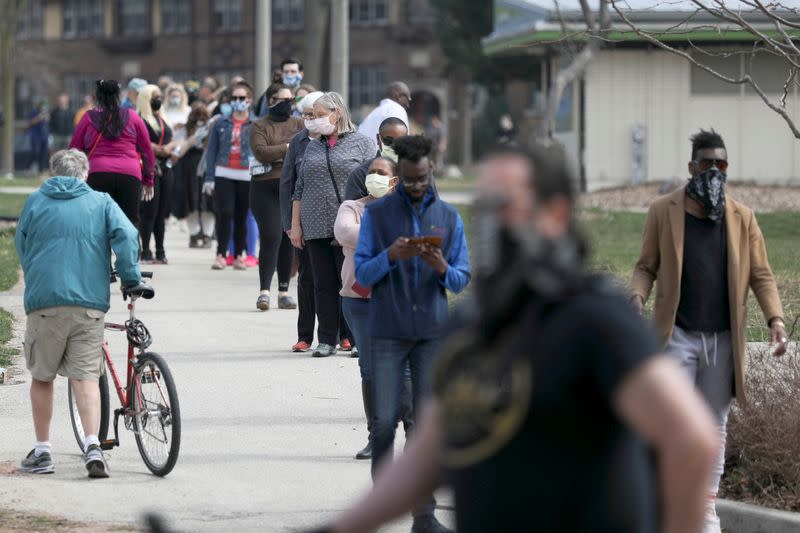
xmin=300 ymin=91 xmax=324 ymax=112
xmin=315 ymin=92 xmax=356 ymax=135
xmin=50 ymin=149 xmax=90 ymax=181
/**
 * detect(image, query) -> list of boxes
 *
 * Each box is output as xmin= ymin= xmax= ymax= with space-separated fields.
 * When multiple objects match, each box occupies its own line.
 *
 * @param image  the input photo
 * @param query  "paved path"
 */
xmin=0 ymin=227 xmax=454 ymax=532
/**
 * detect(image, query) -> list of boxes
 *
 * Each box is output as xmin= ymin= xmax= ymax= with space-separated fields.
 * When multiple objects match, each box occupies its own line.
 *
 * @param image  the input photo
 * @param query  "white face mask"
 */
xmin=304 ymin=118 xmax=318 ymax=133
xmin=312 ymin=116 xmax=336 ymax=136
xmin=365 ymin=173 xmax=394 ymax=198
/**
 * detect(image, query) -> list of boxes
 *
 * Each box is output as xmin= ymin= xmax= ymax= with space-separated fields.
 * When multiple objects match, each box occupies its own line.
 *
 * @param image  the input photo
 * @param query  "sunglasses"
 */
xmin=694 ymin=159 xmax=728 ymax=173
xmin=231 ymin=96 xmax=248 ymax=102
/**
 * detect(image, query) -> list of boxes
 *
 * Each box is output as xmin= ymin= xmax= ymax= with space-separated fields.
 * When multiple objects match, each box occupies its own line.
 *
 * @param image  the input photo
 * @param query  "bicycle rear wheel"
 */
xmin=131 ymin=352 xmax=181 ymax=476
xmin=67 ymin=372 xmax=110 ymax=453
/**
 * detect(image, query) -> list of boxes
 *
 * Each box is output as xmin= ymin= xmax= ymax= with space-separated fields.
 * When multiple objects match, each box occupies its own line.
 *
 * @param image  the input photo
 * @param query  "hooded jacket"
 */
xmin=16 ymin=176 xmax=141 ymax=314
xmin=354 ymin=186 xmax=471 ymax=339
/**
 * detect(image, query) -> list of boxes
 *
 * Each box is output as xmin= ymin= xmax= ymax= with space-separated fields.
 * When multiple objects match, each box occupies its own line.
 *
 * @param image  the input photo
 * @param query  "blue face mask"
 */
xmin=220 ymin=102 xmax=232 ymax=117
xmin=230 ymin=100 xmax=250 ymax=114
xmin=282 ymin=74 xmax=302 ymax=88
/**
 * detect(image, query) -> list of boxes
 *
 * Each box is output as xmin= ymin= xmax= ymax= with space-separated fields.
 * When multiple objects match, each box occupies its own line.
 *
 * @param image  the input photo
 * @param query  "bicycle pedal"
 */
xmin=100 ymin=439 xmax=118 ymax=450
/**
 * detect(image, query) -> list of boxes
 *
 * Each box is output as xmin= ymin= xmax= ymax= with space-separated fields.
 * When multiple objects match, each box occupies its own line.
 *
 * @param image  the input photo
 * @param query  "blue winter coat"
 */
xmin=354 ymin=186 xmax=471 ymax=340
xmin=15 ymin=176 xmax=141 ymax=314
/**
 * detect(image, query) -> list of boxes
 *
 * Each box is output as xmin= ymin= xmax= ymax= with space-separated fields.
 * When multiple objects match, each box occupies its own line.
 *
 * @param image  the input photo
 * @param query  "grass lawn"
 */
xmin=0 ymin=193 xmax=29 ymax=219
xmin=1 ymin=176 xmax=43 ymax=188
xmin=435 ymin=174 xmax=476 ymax=193
xmin=455 ymin=205 xmax=799 ymax=341
xmin=0 ymin=228 xmax=19 ymax=368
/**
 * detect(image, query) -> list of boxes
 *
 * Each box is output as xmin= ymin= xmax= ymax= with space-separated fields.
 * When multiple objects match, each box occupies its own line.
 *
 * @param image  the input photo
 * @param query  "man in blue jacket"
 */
xmin=15 ymin=149 xmax=142 ymax=478
xmin=354 ymin=135 xmax=470 ymax=533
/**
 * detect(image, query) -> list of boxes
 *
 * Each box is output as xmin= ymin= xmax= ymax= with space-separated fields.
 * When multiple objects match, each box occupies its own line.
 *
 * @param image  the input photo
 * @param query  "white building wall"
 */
xmin=584 ymin=49 xmax=800 ymax=191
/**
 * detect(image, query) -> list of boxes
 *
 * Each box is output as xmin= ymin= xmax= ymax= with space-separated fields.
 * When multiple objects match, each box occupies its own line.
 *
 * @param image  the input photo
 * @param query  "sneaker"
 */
xmin=153 ymin=252 xmax=168 ymax=265
xmin=312 ymin=343 xmax=337 ymax=358
xmin=84 ymin=444 xmax=110 ymax=478
xmin=278 ymin=295 xmax=297 ymax=309
xmin=189 ymin=233 xmax=204 ymax=248
xmin=140 ymin=251 xmax=154 ymax=264
xmin=232 ymin=257 xmax=246 ymax=270
xmin=226 ymin=255 xmax=235 ymax=267
xmin=212 ymin=255 xmax=226 ymax=270
xmin=244 ymin=255 xmax=259 ymax=268
xmin=351 ymin=346 xmax=359 ymax=358
xmin=292 ymin=340 xmax=311 ymax=352
xmin=20 ymin=449 xmax=54 ymax=474
xmin=257 ymin=294 xmax=270 ymax=311
xmin=411 ymin=515 xmax=452 ymax=533
xmin=202 ymin=235 xmax=214 ymax=249
xmin=339 ymin=338 xmax=353 ymax=352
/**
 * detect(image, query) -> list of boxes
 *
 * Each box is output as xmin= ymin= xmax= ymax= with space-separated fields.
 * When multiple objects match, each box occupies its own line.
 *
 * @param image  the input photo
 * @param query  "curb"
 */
xmin=719 ymin=499 xmax=800 ymax=533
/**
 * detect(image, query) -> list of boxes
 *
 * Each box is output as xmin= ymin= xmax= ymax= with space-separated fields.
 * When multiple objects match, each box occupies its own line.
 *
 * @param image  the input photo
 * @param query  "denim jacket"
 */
xmin=204 ymin=116 xmax=253 ymax=182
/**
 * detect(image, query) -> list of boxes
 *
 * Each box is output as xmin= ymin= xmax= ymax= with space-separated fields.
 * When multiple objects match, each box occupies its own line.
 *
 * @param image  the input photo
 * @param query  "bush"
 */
xmin=720 ymin=324 xmax=800 ymax=511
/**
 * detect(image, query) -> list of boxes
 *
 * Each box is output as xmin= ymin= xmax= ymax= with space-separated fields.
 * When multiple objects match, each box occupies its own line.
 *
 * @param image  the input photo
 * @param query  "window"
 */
xmin=408 ymin=0 xmax=434 ymax=25
xmin=349 ymin=0 xmax=389 ymax=25
xmin=162 ymin=0 xmax=191 ymax=34
xmin=690 ymin=50 xmax=794 ymax=97
xmin=63 ymin=0 xmax=105 ymax=39
xmin=64 ymin=75 xmax=101 ymax=113
xmin=746 ymin=53 xmax=794 ymax=96
xmin=213 ymin=0 xmax=243 ymax=32
xmin=274 ymin=0 xmax=303 ymax=30
xmin=349 ymin=65 xmax=387 ymax=110
xmin=119 ymin=0 xmax=150 ymax=36
xmin=690 ymin=53 xmax=741 ymax=95
xmin=17 ymin=0 xmax=43 ymax=39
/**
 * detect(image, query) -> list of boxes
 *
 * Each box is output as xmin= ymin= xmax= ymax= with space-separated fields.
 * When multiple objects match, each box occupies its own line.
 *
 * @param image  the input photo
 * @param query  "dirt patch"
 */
xmin=0 ymin=508 xmax=137 ymax=532
xmin=579 ymin=183 xmax=800 ymax=212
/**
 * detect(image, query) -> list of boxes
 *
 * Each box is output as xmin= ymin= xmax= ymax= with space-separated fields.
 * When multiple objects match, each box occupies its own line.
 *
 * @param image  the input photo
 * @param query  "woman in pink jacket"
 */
xmin=70 ymin=79 xmax=155 ymax=225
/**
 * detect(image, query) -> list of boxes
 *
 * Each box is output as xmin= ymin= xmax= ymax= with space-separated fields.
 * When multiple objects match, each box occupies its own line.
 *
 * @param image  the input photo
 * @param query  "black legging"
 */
xmin=214 ymin=177 xmax=250 ymax=257
xmin=250 ymin=179 xmax=293 ymax=291
xmin=140 ymin=165 xmax=173 ymax=257
xmin=306 ymin=238 xmax=352 ymax=346
xmin=87 ymin=172 xmax=142 ymax=226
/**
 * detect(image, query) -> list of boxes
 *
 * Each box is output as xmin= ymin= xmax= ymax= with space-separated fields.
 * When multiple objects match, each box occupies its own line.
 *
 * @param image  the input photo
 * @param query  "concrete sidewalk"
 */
xmin=0 ymin=227 xmax=454 ymax=532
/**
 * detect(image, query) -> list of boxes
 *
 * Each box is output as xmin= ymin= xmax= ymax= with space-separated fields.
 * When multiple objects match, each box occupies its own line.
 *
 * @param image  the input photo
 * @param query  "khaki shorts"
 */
xmin=24 ymin=306 xmax=105 ymax=382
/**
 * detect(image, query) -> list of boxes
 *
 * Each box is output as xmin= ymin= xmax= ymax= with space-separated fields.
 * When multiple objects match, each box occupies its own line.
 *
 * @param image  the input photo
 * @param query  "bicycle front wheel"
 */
xmin=131 ymin=352 xmax=181 ymax=476
xmin=67 ymin=372 xmax=110 ymax=453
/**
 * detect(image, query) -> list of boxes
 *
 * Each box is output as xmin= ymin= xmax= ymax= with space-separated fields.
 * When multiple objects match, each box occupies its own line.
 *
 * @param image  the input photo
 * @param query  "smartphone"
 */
xmin=406 ymin=236 xmax=443 ymax=248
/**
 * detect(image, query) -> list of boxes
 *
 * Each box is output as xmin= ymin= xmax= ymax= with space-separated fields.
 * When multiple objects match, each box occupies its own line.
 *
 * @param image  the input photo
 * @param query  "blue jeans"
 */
xmin=371 ymin=336 xmax=442 ymax=517
xmin=342 ymin=297 xmax=371 ymax=381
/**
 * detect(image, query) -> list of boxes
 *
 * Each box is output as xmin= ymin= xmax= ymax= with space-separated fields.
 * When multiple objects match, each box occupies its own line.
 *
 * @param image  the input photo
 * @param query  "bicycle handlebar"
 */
xmin=109 ymin=270 xmax=153 ymax=284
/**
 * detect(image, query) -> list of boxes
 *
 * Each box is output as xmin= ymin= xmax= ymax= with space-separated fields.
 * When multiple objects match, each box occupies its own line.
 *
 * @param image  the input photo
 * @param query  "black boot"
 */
xmin=400 ymin=379 xmax=415 ymax=435
xmin=411 ymin=515 xmax=452 ymax=533
xmin=355 ymin=380 xmax=372 ymax=460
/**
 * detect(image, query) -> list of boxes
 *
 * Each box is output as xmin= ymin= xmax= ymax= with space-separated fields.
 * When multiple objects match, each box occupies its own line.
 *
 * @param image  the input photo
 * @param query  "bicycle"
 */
xmin=67 ymin=271 xmax=181 ymax=477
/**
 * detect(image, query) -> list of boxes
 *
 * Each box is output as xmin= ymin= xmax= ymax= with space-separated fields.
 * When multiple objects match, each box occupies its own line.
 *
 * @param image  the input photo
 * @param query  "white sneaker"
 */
xmin=702 ymin=509 xmax=721 ymax=533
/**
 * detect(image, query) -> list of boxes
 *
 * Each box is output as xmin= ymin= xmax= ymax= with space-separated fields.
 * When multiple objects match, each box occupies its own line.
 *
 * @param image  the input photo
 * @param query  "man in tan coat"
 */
xmin=631 ymin=129 xmax=788 ymax=533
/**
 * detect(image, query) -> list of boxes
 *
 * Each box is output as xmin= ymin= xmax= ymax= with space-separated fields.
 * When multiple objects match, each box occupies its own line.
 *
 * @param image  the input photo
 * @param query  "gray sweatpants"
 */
xmin=666 ymin=325 xmax=734 ymax=526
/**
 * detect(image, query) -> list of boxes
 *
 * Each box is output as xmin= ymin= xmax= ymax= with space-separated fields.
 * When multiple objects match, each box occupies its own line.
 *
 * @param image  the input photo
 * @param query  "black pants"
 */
xmin=140 ymin=166 xmax=173 ymax=257
xmin=250 ymin=179 xmax=293 ymax=291
xmin=87 ymin=172 xmax=142 ymax=226
xmin=306 ymin=238 xmax=352 ymax=346
xmin=296 ymin=245 xmax=316 ymax=343
xmin=214 ymin=177 xmax=250 ymax=257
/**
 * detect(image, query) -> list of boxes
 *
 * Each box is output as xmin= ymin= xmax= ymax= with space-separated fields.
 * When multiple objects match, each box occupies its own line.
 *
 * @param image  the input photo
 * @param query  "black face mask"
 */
xmin=472 ymin=196 xmax=584 ymax=338
xmin=150 ymin=99 xmax=162 ymax=112
xmin=269 ymin=100 xmax=292 ymax=121
xmin=687 ymin=168 xmax=726 ymax=223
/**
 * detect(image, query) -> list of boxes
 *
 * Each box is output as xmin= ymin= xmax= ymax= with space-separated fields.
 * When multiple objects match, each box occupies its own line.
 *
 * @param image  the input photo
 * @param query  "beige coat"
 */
xmin=631 ymin=186 xmax=783 ymax=404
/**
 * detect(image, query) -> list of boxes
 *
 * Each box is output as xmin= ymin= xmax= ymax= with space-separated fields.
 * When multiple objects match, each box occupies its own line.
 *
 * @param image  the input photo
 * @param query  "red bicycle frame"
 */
xmin=102 ymin=300 xmax=142 ymax=413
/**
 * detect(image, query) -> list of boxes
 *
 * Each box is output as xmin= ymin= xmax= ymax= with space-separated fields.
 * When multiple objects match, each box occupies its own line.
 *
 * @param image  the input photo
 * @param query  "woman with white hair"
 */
xmin=290 ymin=92 xmax=374 ymax=357
xmin=136 ymin=84 xmax=175 ymax=264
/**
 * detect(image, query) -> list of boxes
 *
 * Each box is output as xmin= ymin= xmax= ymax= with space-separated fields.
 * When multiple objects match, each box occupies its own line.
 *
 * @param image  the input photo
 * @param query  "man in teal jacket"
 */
xmin=15 ymin=148 xmax=141 ymax=478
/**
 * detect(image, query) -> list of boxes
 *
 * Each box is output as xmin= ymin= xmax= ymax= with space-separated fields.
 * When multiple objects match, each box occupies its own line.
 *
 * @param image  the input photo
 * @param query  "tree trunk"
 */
xmin=1 ymin=35 xmax=15 ymax=175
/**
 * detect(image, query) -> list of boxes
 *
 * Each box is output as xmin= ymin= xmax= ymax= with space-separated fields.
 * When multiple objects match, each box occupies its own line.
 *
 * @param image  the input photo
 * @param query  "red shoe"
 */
xmin=292 ymin=341 xmax=311 ymax=353
xmin=244 ymin=255 xmax=259 ymax=268
xmin=339 ymin=338 xmax=353 ymax=352
xmin=226 ymin=255 xmax=235 ymax=266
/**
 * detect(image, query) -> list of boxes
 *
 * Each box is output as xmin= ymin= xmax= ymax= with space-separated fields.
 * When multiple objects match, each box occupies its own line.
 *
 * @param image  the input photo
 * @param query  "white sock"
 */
xmin=84 ymin=434 xmax=100 ymax=449
xmin=34 ymin=441 xmax=51 ymax=457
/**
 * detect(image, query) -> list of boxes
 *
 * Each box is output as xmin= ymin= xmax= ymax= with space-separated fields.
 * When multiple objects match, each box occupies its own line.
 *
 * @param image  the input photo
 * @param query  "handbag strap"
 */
xmin=156 ymin=116 xmax=166 ymax=146
xmin=87 ymin=115 xmax=110 ymax=160
xmin=323 ymin=140 xmax=343 ymax=205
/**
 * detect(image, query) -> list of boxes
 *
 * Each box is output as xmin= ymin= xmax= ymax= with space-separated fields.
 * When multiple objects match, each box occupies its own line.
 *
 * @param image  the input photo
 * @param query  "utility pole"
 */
xmin=254 ymin=0 xmax=272 ymax=99
xmin=329 ymin=0 xmax=349 ymax=102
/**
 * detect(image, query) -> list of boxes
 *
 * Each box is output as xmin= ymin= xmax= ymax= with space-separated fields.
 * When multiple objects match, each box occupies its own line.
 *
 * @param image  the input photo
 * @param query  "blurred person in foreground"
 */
xmin=312 ymin=143 xmax=720 ymax=533
xmin=70 ymin=80 xmax=155 ymax=226
xmin=280 ymin=91 xmax=324 ymax=352
xmin=16 ymin=149 xmax=142 ymax=478
xmin=631 ymin=129 xmax=788 ymax=532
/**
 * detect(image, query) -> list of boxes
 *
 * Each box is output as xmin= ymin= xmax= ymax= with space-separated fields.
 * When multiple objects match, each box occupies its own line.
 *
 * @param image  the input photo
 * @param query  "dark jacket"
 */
xmin=280 ymin=129 xmax=312 ymax=232
xmin=354 ymin=186 xmax=471 ymax=340
xmin=249 ymin=115 xmax=304 ymax=181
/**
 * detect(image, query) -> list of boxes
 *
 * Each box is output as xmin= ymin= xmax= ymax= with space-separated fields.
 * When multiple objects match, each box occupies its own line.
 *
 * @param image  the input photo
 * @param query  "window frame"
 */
xmin=117 ymin=0 xmax=152 ymax=37
xmin=63 ymin=0 xmax=105 ymax=39
xmin=349 ymin=0 xmax=390 ymax=26
xmin=17 ymin=0 xmax=44 ymax=40
xmin=273 ymin=0 xmax=303 ymax=31
xmin=211 ymin=0 xmax=244 ymax=33
xmin=349 ymin=64 xmax=388 ymax=110
xmin=161 ymin=0 xmax=192 ymax=34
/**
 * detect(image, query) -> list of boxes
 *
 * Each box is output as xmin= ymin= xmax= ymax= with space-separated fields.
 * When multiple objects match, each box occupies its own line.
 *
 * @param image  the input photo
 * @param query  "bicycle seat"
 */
xmin=123 ymin=283 xmax=155 ymax=300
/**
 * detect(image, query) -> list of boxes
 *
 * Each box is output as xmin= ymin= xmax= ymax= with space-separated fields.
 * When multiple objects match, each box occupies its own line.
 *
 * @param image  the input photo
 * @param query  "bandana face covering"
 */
xmin=687 ymin=168 xmax=727 ymax=223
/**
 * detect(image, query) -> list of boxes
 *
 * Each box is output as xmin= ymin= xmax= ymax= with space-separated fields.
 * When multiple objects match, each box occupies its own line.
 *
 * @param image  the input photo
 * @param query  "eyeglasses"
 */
xmin=402 ymin=175 xmax=431 ymax=187
xmin=694 ymin=159 xmax=728 ymax=172
xmin=231 ymin=96 xmax=248 ymax=102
